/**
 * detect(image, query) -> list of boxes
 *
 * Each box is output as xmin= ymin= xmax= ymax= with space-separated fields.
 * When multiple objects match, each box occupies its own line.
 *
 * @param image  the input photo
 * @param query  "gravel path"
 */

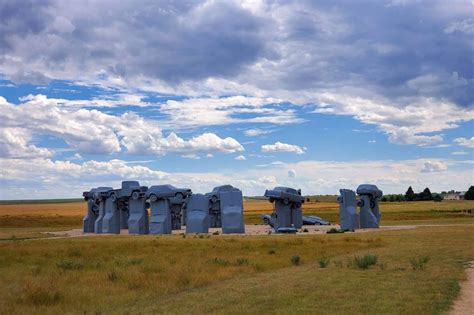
xmin=450 ymin=261 xmax=474 ymax=315
xmin=45 ymin=224 xmax=415 ymax=238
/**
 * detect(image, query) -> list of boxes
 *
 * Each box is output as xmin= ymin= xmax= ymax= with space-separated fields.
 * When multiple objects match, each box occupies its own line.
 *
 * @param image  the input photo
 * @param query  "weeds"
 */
xmin=352 ymin=254 xmax=378 ymax=269
xmin=210 ymin=257 xmax=230 ymax=266
xmin=31 ymin=265 xmax=41 ymax=276
xmin=107 ymin=269 xmax=120 ymax=282
xmin=333 ymin=260 xmax=343 ymax=268
xmin=68 ymin=249 xmax=82 ymax=257
xmin=236 ymin=258 xmax=249 ymax=266
xmin=291 ymin=255 xmax=301 ymax=266
xmin=20 ymin=282 xmax=62 ymax=306
xmin=319 ymin=258 xmax=330 ymax=268
xmin=56 ymin=260 xmax=84 ymax=270
xmin=409 ymin=256 xmax=430 ymax=270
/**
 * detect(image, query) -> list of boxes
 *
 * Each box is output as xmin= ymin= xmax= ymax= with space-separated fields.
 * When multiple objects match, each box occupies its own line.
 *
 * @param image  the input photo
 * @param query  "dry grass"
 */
xmin=0 ymin=225 xmax=472 ymax=313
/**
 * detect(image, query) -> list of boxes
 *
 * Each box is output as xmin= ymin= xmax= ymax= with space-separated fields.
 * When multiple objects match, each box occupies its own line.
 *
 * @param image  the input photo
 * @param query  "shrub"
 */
xmin=212 ymin=231 xmax=220 ymax=235
xmin=236 ymin=258 xmax=249 ymax=266
xmin=327 ymin=228 xmax=345 ymax=234
xmin=210 ymin=257 xmax=230 ymax=266
xmin=268 ymin=249 xmax=276 ymax=255
xmin=409 ymin=256 xmax=430 ymax=270
xmin=68 ymin=249 xmax=82 ymax=257
xmin=291 ymin=255 xmax=301 ymax=266
xmin=353 ymin=254 xmax=378 ymax=269
xmin=302 ymin=228 xmax=309 ymax=233
xmin=318 ymin=258 xmax=330 ymax=268
xmin=56 ymin=260 xmax=84 ymax=270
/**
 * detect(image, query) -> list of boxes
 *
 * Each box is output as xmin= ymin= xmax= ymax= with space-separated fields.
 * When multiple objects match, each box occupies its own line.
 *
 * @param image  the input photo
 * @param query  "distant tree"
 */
xmin=465 ymin=186 xmax=474 ymax=200
xmin=419 ymin=187 xmax=433 ymax=201
xmin=433 ymin=194 xmax=443 ymax=202
xmin=395 ymin=194 xmax=405 ymax=202
xmin=405 ymin=186 xmax=416 ymax=201
xmin=381 ymin=196 xmax=388 ymax=202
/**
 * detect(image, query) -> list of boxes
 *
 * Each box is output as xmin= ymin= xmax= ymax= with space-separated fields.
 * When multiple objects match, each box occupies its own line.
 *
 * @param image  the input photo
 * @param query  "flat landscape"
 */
xmin=0 ymin=199 xmax=473 ymax=314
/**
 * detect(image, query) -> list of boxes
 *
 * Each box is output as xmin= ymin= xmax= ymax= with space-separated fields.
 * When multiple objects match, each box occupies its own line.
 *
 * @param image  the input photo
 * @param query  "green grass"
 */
xmin=0 ymin=225 xmax=472 ymax=314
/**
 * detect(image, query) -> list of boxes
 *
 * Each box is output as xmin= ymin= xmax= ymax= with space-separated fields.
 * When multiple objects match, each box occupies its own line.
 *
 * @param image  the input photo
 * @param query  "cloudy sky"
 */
xmin=0 ymin=0 xmax=473 ymax=199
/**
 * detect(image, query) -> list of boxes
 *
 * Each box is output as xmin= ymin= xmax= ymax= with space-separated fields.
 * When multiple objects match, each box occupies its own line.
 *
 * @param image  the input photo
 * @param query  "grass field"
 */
xmin=0 ymin=199 xmax=473 ymax=313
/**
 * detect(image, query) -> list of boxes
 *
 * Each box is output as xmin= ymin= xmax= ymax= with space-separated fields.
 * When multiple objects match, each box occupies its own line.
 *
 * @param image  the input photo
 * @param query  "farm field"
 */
xmin=0 ymin=199 xmax=473 ymax=313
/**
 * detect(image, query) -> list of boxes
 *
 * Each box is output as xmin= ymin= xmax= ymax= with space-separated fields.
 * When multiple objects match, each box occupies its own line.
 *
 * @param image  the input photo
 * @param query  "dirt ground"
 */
xmin=450 ymin=261 xmax=474 ymax=315
xmin=46 ymin=224 xmax=416 ymax=238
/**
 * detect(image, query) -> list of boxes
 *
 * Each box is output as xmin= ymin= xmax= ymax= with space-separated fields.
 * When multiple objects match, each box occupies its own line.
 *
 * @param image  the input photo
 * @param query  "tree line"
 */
xmin=380 ymin=186 xmax=474 ymax=202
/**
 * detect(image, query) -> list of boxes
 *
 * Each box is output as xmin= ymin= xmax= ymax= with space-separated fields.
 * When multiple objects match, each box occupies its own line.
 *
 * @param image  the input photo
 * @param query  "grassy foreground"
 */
xmin=0 ymin=225 xmax=473 ymax=314
xmin=0 ymin=199 xmax=473 ymax=313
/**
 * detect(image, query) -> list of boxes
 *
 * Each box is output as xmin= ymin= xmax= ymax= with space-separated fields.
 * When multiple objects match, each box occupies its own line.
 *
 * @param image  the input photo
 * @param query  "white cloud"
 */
xmin=312 ymin=93 xmax=474 ymax=146
xmin=0 ymin=95 xmax=243 ymax=157
xmin=454 ymin=137 xmax=474 ymax=148
xmin=244 ymin=128 xmax=273 ymax=137
xmin=288 ymin=169 xmax=296 ymax=178
xmin=235 ymin=155 xmax=246 ymax=160
xmin=261 ymin=142 xmax=306 ymax=154
xmin=444 ymin=18 xmax=474 ymax=34
xmin=451 ymin=151 xmax=468 ymax=155
xmin=0 ymin=127 xmax=54 ymax=158
xmin=158 ymin=96 xmax=303 ymax=128
xmin=1 ymin=157 xmax=471 ymax=199
xmin=420 ymin=161 xmax=448 ymax=173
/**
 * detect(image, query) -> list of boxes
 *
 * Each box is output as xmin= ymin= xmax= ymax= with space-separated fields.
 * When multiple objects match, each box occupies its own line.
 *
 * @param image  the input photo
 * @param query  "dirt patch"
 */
xmin=450 ymin=261 xmax=474 ymax=315
xmin=45 ymin=224 xmax=415 ymax=238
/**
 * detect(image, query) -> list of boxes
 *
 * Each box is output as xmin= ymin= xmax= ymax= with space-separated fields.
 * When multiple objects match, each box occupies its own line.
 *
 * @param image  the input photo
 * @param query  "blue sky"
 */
xmin=0 ymin=0 xmax=473 ymax=199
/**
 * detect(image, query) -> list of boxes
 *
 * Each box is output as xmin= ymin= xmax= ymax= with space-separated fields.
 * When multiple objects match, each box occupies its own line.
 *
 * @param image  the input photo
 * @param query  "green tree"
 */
xmin=405 ymin=186 xmax=416 ymax=201
xmin=465 ymin=186 xmax=474 ymax=200
xmin=420 ymin=187 xmax=433 ymax=201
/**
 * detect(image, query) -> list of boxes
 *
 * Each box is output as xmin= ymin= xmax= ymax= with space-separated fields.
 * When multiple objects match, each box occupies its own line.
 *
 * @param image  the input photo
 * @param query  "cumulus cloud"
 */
xmin=158 ymin=96 xmax=302 ymax=128
xmin=0 ymin=95 xmax=243 ymax=156
xmin=454 ymin=137 xmax=474 ymax=148
xmin=1 ymin=157 xmax=471 ymax=199
xmin=0 ymin=128 xmax=53 ymax=158
xmin=313 ymin=93 xmax=474 ymax=146
xmin=0 ymin=0 xmax=473 ymax=146
xmin=261 ymin=142 xmax=306 ymax=154
xmin=420 ymin=161 xmax=448 ymax=173
xmin=235 ymin=155 xmax=246 ymax=161
xmin=288 ymin=169 xmax=296 ymax=178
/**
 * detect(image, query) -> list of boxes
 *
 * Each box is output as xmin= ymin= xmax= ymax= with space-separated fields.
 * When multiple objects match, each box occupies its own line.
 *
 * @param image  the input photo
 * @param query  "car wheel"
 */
xmin=110 ymin=193 xmax=117 ymax=201
xmin=132 ymin=191 xmax=140 ymax=200
xmin=283 ymin=198 xmax=289 ymax=205
xmin=149 ymin=194 xmax=157 ymax=202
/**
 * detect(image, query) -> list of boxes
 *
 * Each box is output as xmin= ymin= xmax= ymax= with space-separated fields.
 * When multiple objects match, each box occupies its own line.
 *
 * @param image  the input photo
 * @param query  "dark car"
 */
xmin=262 ymin=214 xmax=330 ymax=226
xmin=302 ymin=215 xmax=330 ymax=225
xmin=146 ymin=184 xmax=192 ymax=202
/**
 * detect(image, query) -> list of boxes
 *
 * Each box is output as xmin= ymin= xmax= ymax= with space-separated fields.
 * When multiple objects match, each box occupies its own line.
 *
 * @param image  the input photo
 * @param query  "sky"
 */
xmin=0 ymin=0 xmax=473 ymax=199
